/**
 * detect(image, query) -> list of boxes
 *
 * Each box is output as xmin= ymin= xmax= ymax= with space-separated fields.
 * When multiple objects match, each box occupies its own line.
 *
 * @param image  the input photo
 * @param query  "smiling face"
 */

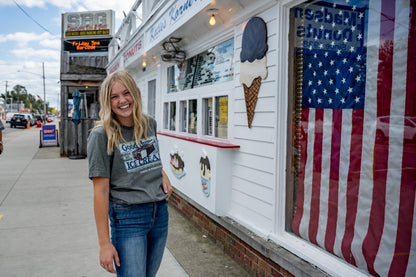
xmin=110 ymin=81 xmax=134 ymax=126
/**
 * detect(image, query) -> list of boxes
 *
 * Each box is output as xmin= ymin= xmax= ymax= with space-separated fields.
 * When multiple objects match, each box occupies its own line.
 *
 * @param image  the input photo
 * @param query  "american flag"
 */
xmin=291 ymin=0 xmax=416 ymax=276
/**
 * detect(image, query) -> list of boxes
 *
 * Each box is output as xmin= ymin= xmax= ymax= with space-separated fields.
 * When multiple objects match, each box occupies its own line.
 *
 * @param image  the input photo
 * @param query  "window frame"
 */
xmin=271 ymin=1 xmax=370 ymax=276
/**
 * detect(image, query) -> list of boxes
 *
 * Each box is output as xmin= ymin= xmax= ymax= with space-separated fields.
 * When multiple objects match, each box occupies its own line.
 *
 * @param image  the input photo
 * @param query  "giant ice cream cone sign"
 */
xmin=239 ymin=17 xmax=268 ymax=128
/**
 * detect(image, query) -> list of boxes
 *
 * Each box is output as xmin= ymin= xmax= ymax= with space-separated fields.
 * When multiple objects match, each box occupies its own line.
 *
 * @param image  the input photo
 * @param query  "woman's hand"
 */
xmin=99 ymin=242 xmax=120 ymax=274
xmin=161 ymin=169 xmax=173 ymax=199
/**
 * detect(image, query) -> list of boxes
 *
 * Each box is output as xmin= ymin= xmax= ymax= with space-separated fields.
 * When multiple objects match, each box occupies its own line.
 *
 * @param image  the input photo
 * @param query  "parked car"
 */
xmin=376 ymin=115 xmax=416 ymax=143
xmin=5 ymin=112 xmax=14 ymax=123
xmin=10 ymin=113 xmax=32 ymax=128
xmin=23 ymin=113 xmax=36 ymax=126
xmin=34 ymin=114 xmax=43 ymax=123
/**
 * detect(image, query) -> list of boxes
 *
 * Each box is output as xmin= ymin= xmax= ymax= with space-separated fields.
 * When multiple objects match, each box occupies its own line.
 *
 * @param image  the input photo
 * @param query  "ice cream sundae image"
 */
xmin=200 ymin=152 xmax=211 ymax=197
xmin=170 ymin=149 xmax=186 ymax=179
xmin=239 ymin=17 xmax=268 ymax=128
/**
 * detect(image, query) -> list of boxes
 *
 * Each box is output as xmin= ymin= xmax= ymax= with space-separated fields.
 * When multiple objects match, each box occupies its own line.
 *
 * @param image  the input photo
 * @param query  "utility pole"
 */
xmin=4 ymin=80 xmax=8 ymax=112
xmin=42 ymin=62 xmax=46 ymax=121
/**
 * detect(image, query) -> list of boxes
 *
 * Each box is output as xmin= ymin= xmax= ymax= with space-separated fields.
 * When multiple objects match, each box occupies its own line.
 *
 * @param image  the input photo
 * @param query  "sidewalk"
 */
xmin=0 ymin=124 xmax=249 ymax=277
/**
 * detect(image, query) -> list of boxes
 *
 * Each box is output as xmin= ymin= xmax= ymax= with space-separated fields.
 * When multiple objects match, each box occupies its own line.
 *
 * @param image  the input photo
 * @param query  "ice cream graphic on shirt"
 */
xmin=239 ymin=17 xmax=268 ymax=128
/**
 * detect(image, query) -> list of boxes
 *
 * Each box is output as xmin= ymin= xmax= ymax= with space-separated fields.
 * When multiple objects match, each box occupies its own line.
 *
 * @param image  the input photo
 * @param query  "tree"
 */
xmin=0 ymin=84 xmax=49 ymax=114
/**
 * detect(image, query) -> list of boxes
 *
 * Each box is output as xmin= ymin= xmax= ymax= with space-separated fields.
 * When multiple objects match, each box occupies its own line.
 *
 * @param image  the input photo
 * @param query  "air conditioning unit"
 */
xmin=161 ymin=37 xmax=186 ymax=63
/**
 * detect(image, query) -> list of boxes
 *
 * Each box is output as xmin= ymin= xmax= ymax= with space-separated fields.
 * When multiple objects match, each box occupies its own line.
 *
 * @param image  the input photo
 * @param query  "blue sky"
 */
xmin=0 ymin=0 xmax=135 ymax=111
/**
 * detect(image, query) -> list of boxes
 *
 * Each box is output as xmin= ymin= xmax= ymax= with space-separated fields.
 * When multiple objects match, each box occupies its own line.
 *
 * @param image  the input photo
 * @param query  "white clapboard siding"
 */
xmin=227 ymin=5 xmax=278 ymax=235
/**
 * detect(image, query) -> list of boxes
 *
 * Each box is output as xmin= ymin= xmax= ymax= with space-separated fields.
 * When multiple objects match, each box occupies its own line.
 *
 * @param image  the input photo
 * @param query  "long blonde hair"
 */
xmin=96 ymin=70 xmax=148 ymax=154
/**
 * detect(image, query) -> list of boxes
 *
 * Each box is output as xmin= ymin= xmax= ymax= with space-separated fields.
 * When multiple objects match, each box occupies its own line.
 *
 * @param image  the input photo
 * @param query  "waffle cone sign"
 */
xmin=243 ymin=77 xmax=262 ymax=128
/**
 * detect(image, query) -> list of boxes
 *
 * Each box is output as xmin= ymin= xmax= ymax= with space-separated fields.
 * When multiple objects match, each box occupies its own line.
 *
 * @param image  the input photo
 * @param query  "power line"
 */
xmin=12 ymin=0 xmax=52 ymax=35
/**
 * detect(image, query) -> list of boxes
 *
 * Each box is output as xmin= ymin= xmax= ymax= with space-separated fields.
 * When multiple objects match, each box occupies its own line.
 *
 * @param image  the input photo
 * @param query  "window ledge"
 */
xmin=157 ymin=130 xmax=240 ymax=149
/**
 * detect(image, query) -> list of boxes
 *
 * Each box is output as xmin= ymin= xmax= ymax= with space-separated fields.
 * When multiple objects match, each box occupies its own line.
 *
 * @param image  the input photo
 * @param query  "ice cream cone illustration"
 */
xmin=239 ymin=17 xmax=268 ymax=128
xmin=243 ymin=76 xmax=262 ymax=128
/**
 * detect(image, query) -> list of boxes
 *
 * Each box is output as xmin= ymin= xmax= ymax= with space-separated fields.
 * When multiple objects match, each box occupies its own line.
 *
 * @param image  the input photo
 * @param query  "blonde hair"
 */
xmin=96 ymin=70 xmax=148 ymax=154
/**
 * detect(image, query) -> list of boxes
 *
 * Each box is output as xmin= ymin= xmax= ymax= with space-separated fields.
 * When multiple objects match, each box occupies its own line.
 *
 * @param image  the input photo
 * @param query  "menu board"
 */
xmin=167 ymin=38 xmax=234 ymax=92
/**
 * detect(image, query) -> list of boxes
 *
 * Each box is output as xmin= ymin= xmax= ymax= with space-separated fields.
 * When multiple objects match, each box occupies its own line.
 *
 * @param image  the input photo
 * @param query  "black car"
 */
xmin=10 ymin=113 xmax=30 ymax=128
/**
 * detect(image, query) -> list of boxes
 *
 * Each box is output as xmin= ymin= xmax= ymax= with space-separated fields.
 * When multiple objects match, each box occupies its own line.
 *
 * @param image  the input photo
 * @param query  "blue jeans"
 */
xmin=109 ymin=199 xmax=169 ymax=277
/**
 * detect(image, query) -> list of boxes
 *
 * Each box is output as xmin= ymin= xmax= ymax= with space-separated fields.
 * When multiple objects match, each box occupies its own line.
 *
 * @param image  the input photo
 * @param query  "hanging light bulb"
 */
xmin=209 ymin=14 xmax=216 ymax=26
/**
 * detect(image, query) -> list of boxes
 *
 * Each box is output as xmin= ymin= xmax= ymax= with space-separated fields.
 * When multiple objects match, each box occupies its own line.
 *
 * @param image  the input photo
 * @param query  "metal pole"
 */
xmin=42 ymin=62 xmax=46 ymax=121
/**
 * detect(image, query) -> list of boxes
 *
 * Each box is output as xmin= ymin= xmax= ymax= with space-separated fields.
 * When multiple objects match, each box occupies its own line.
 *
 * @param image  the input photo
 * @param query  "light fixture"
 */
xmin=209 ymin=14 xmax=216 ymax=26
xmin=142 ymin=60 xmax=147 ymax=72
xmin=207 ymin=8 xmax=218 ymax=26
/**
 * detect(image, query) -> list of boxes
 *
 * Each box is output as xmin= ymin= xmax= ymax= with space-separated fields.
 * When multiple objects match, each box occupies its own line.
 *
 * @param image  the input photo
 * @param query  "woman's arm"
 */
xmin=92 ymin=177 xmax=120 ymax=273
xmin=161 ymin=169 xmax=173 ymax=199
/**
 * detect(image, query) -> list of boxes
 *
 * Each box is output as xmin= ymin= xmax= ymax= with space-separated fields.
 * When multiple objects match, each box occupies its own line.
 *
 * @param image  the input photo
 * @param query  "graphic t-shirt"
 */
xmin=87 ymin=117 xmax=167 ymax=204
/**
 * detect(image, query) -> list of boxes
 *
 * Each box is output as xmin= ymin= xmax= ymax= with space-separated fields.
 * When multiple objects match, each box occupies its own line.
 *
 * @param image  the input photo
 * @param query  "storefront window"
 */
xmin=169 ymin=102 xmax=176 ymax=131
xmin=163 ymin=102 xmax=168 ymax=129
xmin=288 ymin=0 xmax=416 ymax=276
xmin=202 ymin=96 xmax=227 ymax=138
xmin=215 ymin=96 xmax=228 ymax=138
xmin=179 ymin=100 xmax=187 ymax=132
xmin=188 ymin=99 xmax=197 ymax=134
xmin=203 ymin=98 xmax=213 ymax=136
xmin=167 ymin=38 xmax=234 ymax=92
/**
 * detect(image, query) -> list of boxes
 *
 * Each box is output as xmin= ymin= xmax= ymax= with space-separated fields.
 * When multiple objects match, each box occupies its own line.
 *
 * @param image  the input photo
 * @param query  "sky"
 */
xmin=0 ymin=0 xmax=136 ymax=111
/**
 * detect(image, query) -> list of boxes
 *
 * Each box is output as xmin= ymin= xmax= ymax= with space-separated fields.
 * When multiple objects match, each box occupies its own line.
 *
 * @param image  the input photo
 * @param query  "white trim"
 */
xmin=269 ymin=232 xmax=370 ymax=277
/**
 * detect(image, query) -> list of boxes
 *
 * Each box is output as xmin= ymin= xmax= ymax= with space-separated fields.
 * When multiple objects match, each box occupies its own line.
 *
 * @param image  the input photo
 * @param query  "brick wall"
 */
xmin=169 ymin=191 xmax=294 ymax=277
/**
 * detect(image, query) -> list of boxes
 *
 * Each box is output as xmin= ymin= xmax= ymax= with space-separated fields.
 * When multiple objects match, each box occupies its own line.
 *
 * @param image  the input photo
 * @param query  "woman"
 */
xmin=87 ymin=70 xmax=173 ymax=276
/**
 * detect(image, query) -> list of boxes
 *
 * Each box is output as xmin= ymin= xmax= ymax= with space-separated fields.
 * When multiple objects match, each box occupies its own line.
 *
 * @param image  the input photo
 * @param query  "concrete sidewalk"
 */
xmin=0 ymin=124 xmax=249 ymax=277
xmin=0 ymin=125 xmax=187 ymax=277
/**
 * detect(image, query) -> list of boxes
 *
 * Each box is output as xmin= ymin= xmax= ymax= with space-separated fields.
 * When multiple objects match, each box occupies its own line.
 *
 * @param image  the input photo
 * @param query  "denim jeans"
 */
xmin=109 ymin=199 xmax=169 ymax=277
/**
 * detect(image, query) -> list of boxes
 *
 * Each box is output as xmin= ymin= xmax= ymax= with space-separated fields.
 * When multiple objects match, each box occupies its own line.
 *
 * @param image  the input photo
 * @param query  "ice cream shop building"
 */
xmin=105 ymin=0 xmax=415 ymax=276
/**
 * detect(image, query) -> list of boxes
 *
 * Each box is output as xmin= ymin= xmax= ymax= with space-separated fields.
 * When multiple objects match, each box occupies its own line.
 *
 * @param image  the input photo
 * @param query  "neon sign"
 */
xmin=64 ymin=38 xmax=110 ymax=52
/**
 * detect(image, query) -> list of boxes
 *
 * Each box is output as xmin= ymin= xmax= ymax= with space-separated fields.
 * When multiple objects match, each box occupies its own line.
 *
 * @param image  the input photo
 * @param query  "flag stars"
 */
xmin=324 ymin=70 xmax=328 ymax=76
xmin=336 ymin=69 xmax=340 ymax=75
xmin=343 ymin=58 xmax=347 ymax=64
xmin=329 ymin=79 xmax=334 ymax=85
xmin=308 ymin=98 xmax=312 ymax=103
xmin=348 ymin=87 xmax=353 ymax=93
xmin=350 ymin=46 xmax=355 ymax=52
xmin=341 ymin=98 xmax=345 ymax=104
xmin=351 ymin=25 xmax=356 ymax=32
xmin=330 ymin=60 xmax=335 ymax=66
xmin=319 ymin=43 xmax=324 ymax=49
xmin=355 ymin=75 xmax=361 ymax=82
xmin=318 ymin=98 xmax=322 ymax=104
xmin=313 ymin=89 xmax=317 ymax=94
xmin=335 ymin=88 xmax=340 ymax=94
xmin=324 ymin=52 xmax=329 ymax=57
xmin=349 ymin=66 xmax=353 ymax=73
xmin=357 ymin=55 xmax=362 ymax=61
xmin=355 ymin=96 xmax=360 ymax=103
xmin=357 ymin=33 xmax=363 ymax=40
xmin=323 ymin=88 xmax=327 ymax=94
xmin=328 ymin=98 xmax=333 ymax=104
xmin=308 ymin=80 xmax=313 ymax=86
xmin=337 ymin=49 xmax=342 ymax=55
xmin=359 ymin=12 xmax=364 ymax=19
xmin=318 ymin=61 xmax=323 ymax=67
xmin=342 ymin=78 xmax=346 ymax=84
xmin=308 ymin=63 xmax=312 ymax=68
xmin=331 ymin=41 xmax=336 ymax=47
xmin=317 ymin=80 xmax=322 ymax=85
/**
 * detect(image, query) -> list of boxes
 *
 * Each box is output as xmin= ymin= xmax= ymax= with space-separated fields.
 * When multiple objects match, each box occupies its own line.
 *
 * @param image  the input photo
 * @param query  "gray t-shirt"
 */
xmin=87 ymin=117 xmax=167 ymax=204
